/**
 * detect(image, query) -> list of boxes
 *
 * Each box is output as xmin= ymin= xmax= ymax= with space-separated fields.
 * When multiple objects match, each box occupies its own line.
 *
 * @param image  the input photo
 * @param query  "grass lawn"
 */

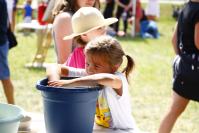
xmin=0 ymin=3 xmax=199 ymax=133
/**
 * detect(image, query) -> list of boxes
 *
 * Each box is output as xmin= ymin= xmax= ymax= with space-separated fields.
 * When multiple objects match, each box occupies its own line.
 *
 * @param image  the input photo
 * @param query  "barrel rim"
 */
xmin=36 ymin=77 xmax=102 ymax=93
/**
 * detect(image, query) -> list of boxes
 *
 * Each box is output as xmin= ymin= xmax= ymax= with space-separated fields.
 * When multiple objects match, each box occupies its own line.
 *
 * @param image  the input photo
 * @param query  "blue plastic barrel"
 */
xmin=36 ymin=77 xmax=101 ymax=133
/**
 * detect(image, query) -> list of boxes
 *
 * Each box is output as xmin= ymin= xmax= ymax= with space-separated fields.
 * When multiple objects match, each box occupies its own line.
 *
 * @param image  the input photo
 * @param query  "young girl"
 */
xmin=52 ymin=0 xmax=100 ymax=64
xmin=47 ymin=35 xmax=140 ymax=132
xmin=159 ymin=1 xmax=199 ymax=133
xmin=63 ymin=7 xmax=118 ymax=68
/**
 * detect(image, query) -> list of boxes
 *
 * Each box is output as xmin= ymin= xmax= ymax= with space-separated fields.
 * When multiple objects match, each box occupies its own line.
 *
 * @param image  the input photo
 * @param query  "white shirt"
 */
xmin=145 ymin=0 xmax=160 ymax=18
xmin=101 ymin=72 xmax=139 ymax=131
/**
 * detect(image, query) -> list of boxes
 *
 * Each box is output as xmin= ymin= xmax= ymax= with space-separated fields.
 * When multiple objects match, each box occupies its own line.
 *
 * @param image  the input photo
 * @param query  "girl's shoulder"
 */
xmin=114 ymin=71 xmax=124 ymax=77
xmin=53 ymin=12 xmax=72 ymax=27
xmin=54 ymin=12 xmax=72 ymax=22
xmin=114 ymin=72 xmax=127 ymax=81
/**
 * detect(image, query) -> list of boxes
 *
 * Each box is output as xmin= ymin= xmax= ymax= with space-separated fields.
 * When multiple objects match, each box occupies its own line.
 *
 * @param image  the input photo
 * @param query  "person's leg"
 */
xmin=114 ymin=7 xmax=123 ymax=33
xmin=123 ymin=10 xmax=131 ymax=34
xmin=103 ymin=1 xmax=115 ymax=28
xmin=103 ymin=1 xmax=114 ymax=18
xmin=0 ymin=42 xmax=15 ymax=104
xmin=1 ymin=78 xmax=15 ymax=104
xmin=123 ymin=15 xmax=128 ymax=34
xmin=158 ymin=91 xmax=189 ymax=133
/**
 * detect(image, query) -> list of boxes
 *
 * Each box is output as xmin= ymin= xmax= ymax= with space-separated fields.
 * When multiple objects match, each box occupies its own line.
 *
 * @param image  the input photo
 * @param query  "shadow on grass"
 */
xmin=116 ymin=33 xmax=155 ymax=45
xmin=25 ymin=66 xmax=46 ymax=72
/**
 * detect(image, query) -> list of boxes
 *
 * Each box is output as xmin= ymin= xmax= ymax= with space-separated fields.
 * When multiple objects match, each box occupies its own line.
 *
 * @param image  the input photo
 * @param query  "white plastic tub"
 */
xmin=0 ymin=103 xmax=24 ymax=133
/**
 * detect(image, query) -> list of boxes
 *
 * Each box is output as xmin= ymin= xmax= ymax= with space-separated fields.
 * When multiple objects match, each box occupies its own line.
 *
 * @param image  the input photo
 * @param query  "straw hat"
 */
xmin=63 ymin=7 xmax=118 ymax=40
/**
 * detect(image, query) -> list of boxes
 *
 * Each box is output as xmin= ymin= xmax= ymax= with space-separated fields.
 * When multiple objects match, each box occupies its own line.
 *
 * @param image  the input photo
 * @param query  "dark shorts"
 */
xmin=172 ymin=55 xmax=199 ymax=102
xmin=0 ymin=42 xmax=10 ymax=80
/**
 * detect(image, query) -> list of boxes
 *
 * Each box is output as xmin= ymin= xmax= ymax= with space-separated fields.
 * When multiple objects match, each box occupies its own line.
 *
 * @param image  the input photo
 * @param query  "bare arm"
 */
xmin=125 ymin=1 xmax=132 ymax=11
xmin=172 ymin=23 xmax=179 ymax=55
xmin=46 ymin=64 xmax=86 ymax=81
xmin=53 ymin=12 xmax=72 ymax=64
xmin=194 ymin=22 xmax=199 ymax=50
xmin=48 ymin=73 xmax=123 ymax=95
xmin=115 ymin=0 xmax=127 ymax=9
xmin=46 ymin=64 xmax=69 ymax=81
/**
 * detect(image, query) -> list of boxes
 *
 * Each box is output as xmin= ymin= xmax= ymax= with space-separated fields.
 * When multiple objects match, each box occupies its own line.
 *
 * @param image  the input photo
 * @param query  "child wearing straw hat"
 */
xmin=63 ymin=7 xmax=118 ymax=69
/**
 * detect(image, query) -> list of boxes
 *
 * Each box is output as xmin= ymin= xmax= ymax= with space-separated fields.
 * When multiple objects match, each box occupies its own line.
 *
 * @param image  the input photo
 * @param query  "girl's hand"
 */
xmin=46 ymin=64 xmax=61 ymax=81
xmin=48 ymin=80 xmax=69 ymax=87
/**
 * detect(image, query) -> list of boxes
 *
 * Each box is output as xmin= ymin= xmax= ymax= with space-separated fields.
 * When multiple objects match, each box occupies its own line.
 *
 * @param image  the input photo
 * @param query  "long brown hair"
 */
xmin=52 ymin=0 xmax=100 ymax=17
xmin=85 ymin=36 xmax=135 ymax=80
xmin=74 ymin=35 xmax=87 ymax=47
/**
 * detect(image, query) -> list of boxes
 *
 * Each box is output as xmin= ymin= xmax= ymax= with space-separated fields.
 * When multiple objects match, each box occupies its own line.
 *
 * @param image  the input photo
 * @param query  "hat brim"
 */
xmin=63 ymin=18 xmax=118 ymax=40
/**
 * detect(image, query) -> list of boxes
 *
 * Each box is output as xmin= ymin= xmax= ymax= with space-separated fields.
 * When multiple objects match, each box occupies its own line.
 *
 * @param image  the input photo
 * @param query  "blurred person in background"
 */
xmin=23 ymin=0 xmax=33 ymax=23
xmin=6 ymin=0 xmax=18 ymax=32
xmin=145 ymin=0 xmax=160 ymax=21
xmin=103 ymin=0 xmax=115 ymax=19
xmin=126 ymin=0 xmax=142 ymax=35
xmin=0 ymin=0 xmax=15 ymax=104
xmin=114 ymin=0 xmax=131 ymax=36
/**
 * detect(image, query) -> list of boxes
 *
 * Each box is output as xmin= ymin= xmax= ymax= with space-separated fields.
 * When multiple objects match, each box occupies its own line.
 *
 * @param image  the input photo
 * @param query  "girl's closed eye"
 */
xmin=94 ymin=64 xmax=102 ymax=69
xmin=86 ymin=63 xmax=90 ymax=67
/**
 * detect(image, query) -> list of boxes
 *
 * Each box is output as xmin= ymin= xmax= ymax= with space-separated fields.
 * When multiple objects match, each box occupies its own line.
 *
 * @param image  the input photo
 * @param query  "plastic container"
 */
xmin=0 ymin=103 xmax=24 ymax=133
xmin=36 ymin=77 xmax=101 ymax=133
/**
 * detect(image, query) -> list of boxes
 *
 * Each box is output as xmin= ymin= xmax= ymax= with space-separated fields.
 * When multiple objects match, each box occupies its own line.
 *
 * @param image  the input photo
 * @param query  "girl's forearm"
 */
xmin=172 ymin=23 xmax=179 ymax=54
xmin=62 ymin=77 xmax=98 ymax=87
xmin=46 ymin=64 xmax=62 ymax=81
xmin=63 ymin=74 xmax=122 ymax=90
xmin=115 ymin=0 xmax=126 ymax=8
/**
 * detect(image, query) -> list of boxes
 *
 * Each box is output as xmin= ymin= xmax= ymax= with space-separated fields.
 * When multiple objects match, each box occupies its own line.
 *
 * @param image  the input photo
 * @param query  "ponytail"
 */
xmin=122 ymin=55 xmax=135 ymax=80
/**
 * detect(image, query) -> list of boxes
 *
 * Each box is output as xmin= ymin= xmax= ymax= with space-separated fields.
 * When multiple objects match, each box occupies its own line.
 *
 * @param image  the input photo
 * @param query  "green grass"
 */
xmin=1 ymin=3 xmax=198 ymax=133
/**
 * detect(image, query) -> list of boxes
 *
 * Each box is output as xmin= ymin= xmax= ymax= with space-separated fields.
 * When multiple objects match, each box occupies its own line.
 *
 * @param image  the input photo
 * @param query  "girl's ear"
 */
xmin=112 ymin=64 xmax=120 ymax=73
xmin=80 ymin=34 xmax=89 ymax=42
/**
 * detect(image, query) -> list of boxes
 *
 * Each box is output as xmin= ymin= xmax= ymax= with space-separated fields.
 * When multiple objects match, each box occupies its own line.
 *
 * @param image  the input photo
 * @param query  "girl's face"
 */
xmin=77 ymin=0 xmax=96 ymax=8
xmin=81 ymin=27 xmax=106 ymax=43
xmin=87 ymin=27 xmax=106 ymax=41
xmin=85 ymin=53 xmax=114 ymax=75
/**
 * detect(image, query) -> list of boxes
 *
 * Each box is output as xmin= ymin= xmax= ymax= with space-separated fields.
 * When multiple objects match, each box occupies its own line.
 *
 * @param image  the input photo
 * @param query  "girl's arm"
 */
xmin=46 ymin=64 xmax=87 ymax=81
xmin=48 ymin=73 xmax=123 ymax=95
xmin=194 ymin=22 xmax=199 ymax=50
xmin=46 ymin=64 xmax=69 ymax=81
xmin=125 ymin=1 xmax=132 ymax=11
xmin=172 ymin=23 xmax=179 ymax=55
xmin=115 ymin=0 xmax=127 ymax=9
xmin=53 ymin=12 xmax=72 ymax=64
